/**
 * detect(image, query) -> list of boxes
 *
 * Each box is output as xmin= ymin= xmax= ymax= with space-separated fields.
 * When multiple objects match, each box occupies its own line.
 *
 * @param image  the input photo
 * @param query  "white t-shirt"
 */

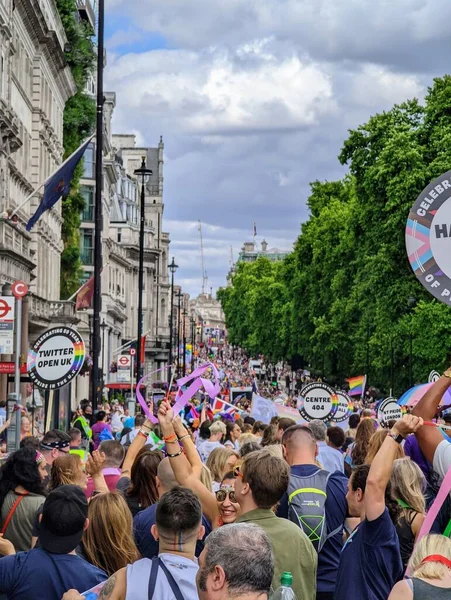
xmin=198 ymin=440 xmax=223 ymax=463
xmin=125 ymin=554 xmax=199 ymax=600
xmin=433 ymin=439 xmax=451 ymax=480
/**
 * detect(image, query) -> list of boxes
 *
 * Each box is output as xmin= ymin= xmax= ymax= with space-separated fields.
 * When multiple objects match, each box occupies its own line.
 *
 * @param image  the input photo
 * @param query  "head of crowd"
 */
xmin=1 ymin=350 xmax=451 ymax=600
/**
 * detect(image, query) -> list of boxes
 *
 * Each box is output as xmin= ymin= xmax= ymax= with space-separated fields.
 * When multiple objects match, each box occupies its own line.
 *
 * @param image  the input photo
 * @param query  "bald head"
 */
xmin=157 ymin=457 xmax=179 ymax=493
xmin=282 ymin=425 xmax=317 ymax=466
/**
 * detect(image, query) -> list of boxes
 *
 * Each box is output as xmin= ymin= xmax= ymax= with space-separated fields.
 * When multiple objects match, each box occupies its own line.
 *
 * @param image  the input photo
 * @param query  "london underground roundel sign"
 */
xmin=27 ymin=327 xmax=85 ymax=389
xmin=406 ymin=171 xmax=451 ymax=304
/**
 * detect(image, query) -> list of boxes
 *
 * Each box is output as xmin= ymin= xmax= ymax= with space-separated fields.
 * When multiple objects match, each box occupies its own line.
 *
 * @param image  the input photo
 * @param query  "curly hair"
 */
xmin=0 ymin=447 xmax=47 ymax=509
xmin=351 ymin=418 xmax=377 ymax=466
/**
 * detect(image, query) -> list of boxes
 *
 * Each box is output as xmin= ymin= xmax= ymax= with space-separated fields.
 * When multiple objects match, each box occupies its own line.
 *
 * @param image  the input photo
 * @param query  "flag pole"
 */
xmin=67 ymin=260 xmax=109 ymax=302
xmin=10 ymin=134 xmax=95 ymax=219
xmin=91 ymin=0 xmax=105 ymax=411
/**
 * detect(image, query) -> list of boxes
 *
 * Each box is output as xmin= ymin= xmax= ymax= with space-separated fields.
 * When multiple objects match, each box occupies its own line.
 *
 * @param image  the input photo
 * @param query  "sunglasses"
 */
xmin=215 ymin=488 xmax=237 ymax=503
xmin=233 ymin=465 xmax=243 ymax=479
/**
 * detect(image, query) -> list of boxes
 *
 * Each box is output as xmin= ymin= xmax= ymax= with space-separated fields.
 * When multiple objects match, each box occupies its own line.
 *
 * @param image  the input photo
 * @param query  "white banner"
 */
xmin=250 ymin=393 xmax=278 ymax=424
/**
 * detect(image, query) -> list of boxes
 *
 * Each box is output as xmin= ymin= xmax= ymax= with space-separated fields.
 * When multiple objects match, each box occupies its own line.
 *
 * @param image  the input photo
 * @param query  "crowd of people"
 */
xmin=0 ymin=349 xmax=450 ymax=599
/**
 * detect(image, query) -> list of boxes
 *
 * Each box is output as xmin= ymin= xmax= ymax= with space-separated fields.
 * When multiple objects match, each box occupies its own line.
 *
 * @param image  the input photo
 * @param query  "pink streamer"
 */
xmin=135 ymin=366 xmax=170 ymax=424
xmin=172 ymin=362 xmax=220 ymax=416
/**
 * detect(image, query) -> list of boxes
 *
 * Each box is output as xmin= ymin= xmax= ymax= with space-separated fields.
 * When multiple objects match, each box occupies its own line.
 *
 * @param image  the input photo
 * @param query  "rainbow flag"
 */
xmin=346 ymin=375 xmax=367 ymax=398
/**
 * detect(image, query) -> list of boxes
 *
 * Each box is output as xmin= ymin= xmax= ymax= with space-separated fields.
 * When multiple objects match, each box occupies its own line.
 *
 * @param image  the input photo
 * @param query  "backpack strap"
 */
xmin=148 ymin=557 xmax=185 ymax=600
xmin=322 ymin=472 xmax=344 ymax=541
xmin=2 ymin=492 xmax=28 ymax=534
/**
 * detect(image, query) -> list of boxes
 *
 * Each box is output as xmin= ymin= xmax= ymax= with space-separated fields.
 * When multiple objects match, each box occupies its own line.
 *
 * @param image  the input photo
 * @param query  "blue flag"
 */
xmin=26 ymin=137 xmax=93 ymax=231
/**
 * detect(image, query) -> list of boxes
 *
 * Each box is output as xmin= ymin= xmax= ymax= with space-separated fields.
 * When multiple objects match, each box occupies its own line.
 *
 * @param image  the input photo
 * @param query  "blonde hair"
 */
xmin=264 ymin=444 xmax=284 ymax=459
xmin=238 ymin=433 xmax=259 ymax=448
xmin=409 ymin=534 xmax=451 ymax=580
xmin=365 ymin=430 xmax=405 ymax=464
xmin=50 ymin=454 xmax=83 ymax=490
xmin=83 ymin=491 xmax=140 ymax=576
xmin=391 ymin=457 xmax=426 ymax=516
xmin=200 ymin=464 xmax=213 ymax=491
xmin=206 ymin=447 xmax=239 ymax=483
xmin=209 ymin=421 xmax=227 ymax=436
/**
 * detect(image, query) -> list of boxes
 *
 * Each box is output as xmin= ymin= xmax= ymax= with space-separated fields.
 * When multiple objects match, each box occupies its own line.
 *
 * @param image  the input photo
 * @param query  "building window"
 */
xmin=117 ymin=228 xmax=122 ymax=242
xmin=80 ymin=229 xmax=94 ymax=265
xmin=80 ymin=185 xmax=94 ymax=221
xmin=0 ymin=55 xmax=5 ymax=99
xmin=83 ymin=144 xmax=95 ymax=179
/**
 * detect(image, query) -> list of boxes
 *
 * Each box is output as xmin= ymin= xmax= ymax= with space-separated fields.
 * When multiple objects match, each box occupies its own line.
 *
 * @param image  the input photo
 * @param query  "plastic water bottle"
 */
xmin=270 ymin=572 xmax=297 ymax=600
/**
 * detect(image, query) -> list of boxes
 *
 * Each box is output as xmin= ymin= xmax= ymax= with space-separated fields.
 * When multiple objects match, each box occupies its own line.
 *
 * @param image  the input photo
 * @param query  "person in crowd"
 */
xmin=223 ymin=420 xmax=241 ymax=450
xmin=345 ymin=413 xmax=361 ymax=439
xmin=72 ymin=400 xmax=93 ymax=450
xmin=82 ymin=487 xmax=204 ymax=600
xmin=20 ymin=415 xmax=32 ymax=441
xmin=196 ymin=419 xmax=212 ymax=449
xmin=200 ymin=464 xmax=214 ymax=492
xmin=0 ymin=447 xmax=47 ymax=552
xmin=411 ymin=368 xmax=451 ymax=480
xmin=326 ymin=426 xmax=345 ymax=456
xmin=91 ymin=411 xmax=113 ymax=450
xmin=117 ymin=447 xmax=162 ymax=517
xmin=198 ymin=421 xmax=226 ymax=463
xmin=260 ymin=425 xmax=277 ymax=447
xmin=206 ymin=447 xmax=239 ymax=492
xmin=85 ymin=440 xmax=124 ymax=497
xmin=391 ymin=457 xmax=426 ymax=570
xmin=366 ymin=429 xmax=405 ymax=464
xmin=243 ymin=416 xmax=256 ymax=427
xmin=278 ymin=424 xmax=347 ymax=600
xmin=0 ymin=485 xmax=106 ymax=600
xmin=252 ymin=421 xmax=267 ymax=439
xmin=239 ymin=441 xmax=261 ymax=457
xmin=116 ymin=419 xmax=163 ymax=517
xmin=82 ymin=491 xmax=140 ymax=577
xmin=68 ymin=429 xmax=83 ymax=451
xmin=196 ymin=523 xmax=274 ymax=600
xmin=388 ymin=534 xmax=451 ymax=599
xmin=235 ymin=449 xmax=317 ymax=600
xmin=345 ymin=417 xmax=377 ymax=469
xmin=134 ymin=457 xmax=212 ymax=559
xmin=50 ymin=454 xmax=89 ymax=492
xmin=309 ymin=420 xmax=344 ymax=473
xmin=335 ymin=414 xmax=423 ymax=600
xmin=120 ymin=414 xmax=146 ymax=448
xmin=40 ymin=430 xmax=71 ymax=468
xmin=274 ymin=417 xmax=296 ymax=443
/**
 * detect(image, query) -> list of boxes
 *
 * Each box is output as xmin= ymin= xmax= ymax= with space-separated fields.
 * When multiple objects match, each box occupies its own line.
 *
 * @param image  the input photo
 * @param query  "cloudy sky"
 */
xmin=104 ymin=0 xmax=451 ymax=297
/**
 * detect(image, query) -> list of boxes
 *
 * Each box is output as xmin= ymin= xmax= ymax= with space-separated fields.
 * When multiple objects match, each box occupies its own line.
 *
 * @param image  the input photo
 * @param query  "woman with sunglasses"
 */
xmin=158 ymin=401 xmax=239 ymax=528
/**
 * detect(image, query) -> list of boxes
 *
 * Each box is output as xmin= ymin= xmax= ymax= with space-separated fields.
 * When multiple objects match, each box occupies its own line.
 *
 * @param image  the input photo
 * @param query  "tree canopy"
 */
xmin=218 ymin=76 xmax=451 ymax=396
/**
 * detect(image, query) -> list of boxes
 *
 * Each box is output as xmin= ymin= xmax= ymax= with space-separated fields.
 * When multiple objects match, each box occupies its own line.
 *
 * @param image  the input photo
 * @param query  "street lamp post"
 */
xmin=408 ymin=296 xmax=416 ymax=389
xmin=182 ymin=308 xmax=187 ymax=376
xmin=175 ymin=291 xmax=182 ymax=376
xmin=100 ymin=319 xmax=108 ymax=381
xmin=168 ymin=257 xmax=178 ymax=384
xmin=134 ymin=158 xmax=153 ymax=394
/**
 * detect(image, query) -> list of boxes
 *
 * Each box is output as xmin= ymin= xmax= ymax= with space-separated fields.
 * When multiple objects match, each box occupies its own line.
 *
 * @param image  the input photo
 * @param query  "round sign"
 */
xmin=332 ymin=391 xmax=353 ymax=423
xmin=0 ymin=298 xmax=12 ymax=319
xmin=27 ymin=327 xmax=85 ymax=390
xmin=12 ymin=281 xmax=28 ymax=298
xmin=297 ymin=382 xmax=338 ymax=422
xmin=130 ymin=348 xmax=136 ymax=356
xmin=377 ymin=397 xmax=402 ymax=425
xmin=118 ymin=356 xmax=130 ymax=366
xmin=406 ymin=170 xmax=451 ymax=305
xmin=429 ymin=370 xmax=440 ymax=383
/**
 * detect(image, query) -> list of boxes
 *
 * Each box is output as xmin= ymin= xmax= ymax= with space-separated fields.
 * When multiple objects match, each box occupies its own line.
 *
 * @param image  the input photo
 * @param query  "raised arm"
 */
xmin=412 ymin=369 xmax=451 ymax=463
xmin=118 ymin=418 xmax=153 ymax=480
xmin=158 ymin=401 xmax=220 ymax=527
xmin=86 ymin=450 xmax=108 ymax=494
xmin=365 ymin=415 xmax=423 ymax=522
xmin=172 ymin=415 xmax=203 ymax=479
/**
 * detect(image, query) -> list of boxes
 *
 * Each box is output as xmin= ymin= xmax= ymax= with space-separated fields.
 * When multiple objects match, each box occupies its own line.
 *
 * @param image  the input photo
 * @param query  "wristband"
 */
xmin=164 ymin=434 xmax=177 ymax=443
xmin=388 ymin=432 xmax=404 ymax=444
xmin=166 ymin=448 xmax=183 ymax=458
xmin=178 ymin=434 xmax=190 ymax=442
xmin=138 ymin=431 xmax=149 ymax=439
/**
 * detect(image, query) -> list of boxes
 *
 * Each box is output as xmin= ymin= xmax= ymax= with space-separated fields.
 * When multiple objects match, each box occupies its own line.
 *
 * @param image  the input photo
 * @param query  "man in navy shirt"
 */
xmin=0 ymin=485 xmax=106 ymax=600
xmin=335 ymin=415 xmax=423 ymax=600
xmin=134 ymin=457 xmax=211 ymax=559
xmin=277 ymin=425 xmax=348 ymax=600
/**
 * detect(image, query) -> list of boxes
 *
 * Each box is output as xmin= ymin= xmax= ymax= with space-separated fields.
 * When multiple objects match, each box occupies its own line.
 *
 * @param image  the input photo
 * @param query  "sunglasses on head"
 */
xmin=233 ymin=465 xmax=243 ymax=478
xmin=215 ymin=487 xmax=236 ymax=503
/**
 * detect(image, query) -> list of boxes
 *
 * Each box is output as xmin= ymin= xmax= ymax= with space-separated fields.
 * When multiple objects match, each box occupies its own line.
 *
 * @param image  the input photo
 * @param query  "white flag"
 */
xmin=250 ymin=393 xmax=278 ymax=424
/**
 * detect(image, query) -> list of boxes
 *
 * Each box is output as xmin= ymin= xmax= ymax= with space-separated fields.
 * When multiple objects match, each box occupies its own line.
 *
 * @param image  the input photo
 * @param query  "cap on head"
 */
xmin=39 ymin=485 xmax=88 ymax=554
